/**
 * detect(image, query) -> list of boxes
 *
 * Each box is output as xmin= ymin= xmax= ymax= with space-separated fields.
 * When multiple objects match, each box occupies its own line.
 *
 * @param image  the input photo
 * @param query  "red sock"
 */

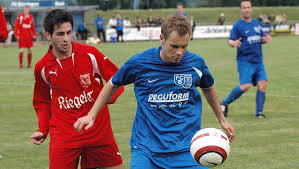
xmin=19 ymin=52 xmax=23 ymax=68
xmin=27 ymin=53 xmax=32 ymax=68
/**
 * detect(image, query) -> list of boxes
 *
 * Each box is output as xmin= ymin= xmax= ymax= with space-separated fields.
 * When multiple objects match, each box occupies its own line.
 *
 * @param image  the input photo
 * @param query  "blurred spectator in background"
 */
xmin=262 ymin=14 xmax=269 ymax=25
xmin=5 ymin=22 xmax=14 ymax=46
xmin=0 ymin=4 xmax=8 ymax=41
xmin=257 ymin=14 xmax=263 ymax=23
xmin=147 ymin=15 xmax=155 ymax=27
xmin=135 ymin=16 xmax=142 ymax=31
xmin=175 ymin=3 xmax=187 ymax=18
xmin=154 ymin=16 xmax=163 ymax=26
xmin=116 ymin=13 xmax=124 ymax=42
xmin=282 ymin=13 xmax=287 ymax=24
xmin=77 ymin=21 xmax=88 ymax=40
xmin=217 ymin=13 xmax=225 ymax=25
xmin=95 ymin=14 xmax=106 ymax=42
xmin=142 ymin=18 xmax=148 ymax=27
xmin=124 ymin=17 xmax=132 ymax=28
xmin=108 ymin=16 xmax=117 ymax=29
xmin=190 ymin=15 xmax=196 ymax=40
xmin=275 ymin=14 xmax=283 ymax=25
xmin=268 ymin=13 xmax=275 ymax=25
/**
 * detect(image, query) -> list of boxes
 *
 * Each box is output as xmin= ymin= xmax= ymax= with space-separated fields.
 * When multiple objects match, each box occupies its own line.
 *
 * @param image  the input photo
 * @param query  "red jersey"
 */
xmin=0 ymin=4 xmax=8 ymax=41
xmin=33 ymin=41 xmax=124 ymax=148
xmin=14 ymin=13 xmax=36 ymax=48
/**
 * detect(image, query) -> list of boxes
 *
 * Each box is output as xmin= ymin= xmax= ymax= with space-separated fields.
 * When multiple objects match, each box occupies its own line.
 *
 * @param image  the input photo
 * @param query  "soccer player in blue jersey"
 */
xmin=74 ymin=15 xmax=235 ymax=169
xmin=221 ymin=0 xmax=272 ymax=118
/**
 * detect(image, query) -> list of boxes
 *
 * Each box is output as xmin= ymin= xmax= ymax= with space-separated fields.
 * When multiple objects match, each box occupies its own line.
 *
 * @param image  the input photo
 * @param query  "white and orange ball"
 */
xmin=190 ymin=128 xmax=230 ymax=168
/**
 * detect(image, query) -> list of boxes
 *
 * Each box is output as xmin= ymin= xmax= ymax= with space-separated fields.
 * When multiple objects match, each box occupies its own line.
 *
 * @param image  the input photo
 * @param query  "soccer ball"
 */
xmin=190 ymin=128 xmax=230 ymax=168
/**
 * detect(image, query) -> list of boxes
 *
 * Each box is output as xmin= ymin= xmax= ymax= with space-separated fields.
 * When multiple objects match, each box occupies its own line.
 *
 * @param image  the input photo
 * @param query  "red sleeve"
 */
xmin=30 ymin=15 xmax=36 ymax=37
xmin=0 ymin=5 xmax=8 ymax=41
xmin=14 ymin=15 xmax=20 ymax=37
xmin=93 ymin=48 xmax=124 ymax=104
xmin=33 ymin=64 xmax=51 ymax=136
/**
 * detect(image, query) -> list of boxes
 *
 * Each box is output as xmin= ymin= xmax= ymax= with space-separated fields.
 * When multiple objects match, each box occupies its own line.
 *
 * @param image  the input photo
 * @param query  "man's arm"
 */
xmin=73 ymin=81 xmax=119 ymax=133
xmin=228 ymin=38 xmax=242 ymax=48
xmin=201 ymin=86 xmax=235 ymax=142
xmin=31 ymin=66 xmax=52 ymax=145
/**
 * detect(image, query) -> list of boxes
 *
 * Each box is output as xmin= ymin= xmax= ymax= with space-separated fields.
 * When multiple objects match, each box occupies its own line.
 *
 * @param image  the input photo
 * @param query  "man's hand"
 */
xmin=73 ymin=115 xmax=94 ymax=134
xmin=262 ymin=34 xmax=272 ymax=43
xmin=220 ymin=120 xmax=235 ymax=142
xmin=228 ymin=38 xmax=242 ymax=48
xmin=30 ymin=131 xmax=46 ymax=145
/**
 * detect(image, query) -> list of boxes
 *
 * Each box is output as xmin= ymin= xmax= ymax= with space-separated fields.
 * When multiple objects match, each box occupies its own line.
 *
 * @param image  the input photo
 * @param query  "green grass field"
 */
xmin=0 ymin=36 xmax=299 ymax=169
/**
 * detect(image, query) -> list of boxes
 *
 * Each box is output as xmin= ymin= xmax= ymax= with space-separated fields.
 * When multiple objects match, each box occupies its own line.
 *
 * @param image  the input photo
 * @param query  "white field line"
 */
xmin=0 ymin=82 xmax=33 ymax=86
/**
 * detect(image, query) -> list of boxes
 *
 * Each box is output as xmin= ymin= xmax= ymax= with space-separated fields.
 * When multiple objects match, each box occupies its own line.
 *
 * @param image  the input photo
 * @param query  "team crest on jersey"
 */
xmin=174 ymin=74 xmax=192 ymax=89
xmin=80 ymin=73 xmax=91 ymax=88
xmin=254 ymin=26 xmax=261 ymax=34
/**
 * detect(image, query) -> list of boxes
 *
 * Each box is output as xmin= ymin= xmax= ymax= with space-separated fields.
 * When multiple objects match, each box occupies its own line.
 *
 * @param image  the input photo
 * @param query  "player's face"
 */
xmin=46 ymin=22 xmax=73 ymax=55
xmin=160 ymin=30 xmax=189 ymax=63
xmin=177 ymin=5 xmax=183 ymax=13
xmin=23 ymin=7 xmax=30 ymax=15
xmin=240 ymin=1 xmax=253 ymax=19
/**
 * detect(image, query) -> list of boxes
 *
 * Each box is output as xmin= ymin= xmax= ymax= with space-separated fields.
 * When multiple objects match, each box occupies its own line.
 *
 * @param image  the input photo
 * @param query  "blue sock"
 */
xmin=222 ymin=86 xmax=244 ymax=105
xmin=256 ymin=90 xmax=266 ymax=115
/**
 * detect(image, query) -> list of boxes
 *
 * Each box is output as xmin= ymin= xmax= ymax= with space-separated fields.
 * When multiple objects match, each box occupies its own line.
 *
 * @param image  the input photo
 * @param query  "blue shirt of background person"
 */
xmin=111 ymin=46 xmax=215 ymax=153
xmin=116 ymin=17 xmax=124 ymax=31
xmin=95 ymin=17 xmax=104 ymax=30
xmin=175 ymin=12 xmax=188 ymax=18
xmin=78 ymin=23 xmax=88 ymax=32
xmin=230 ymin=18 xmax=264 ymax=63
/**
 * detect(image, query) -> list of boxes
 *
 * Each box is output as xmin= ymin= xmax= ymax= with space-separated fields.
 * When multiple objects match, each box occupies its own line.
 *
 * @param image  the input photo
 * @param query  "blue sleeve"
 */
xmin=199 ymin=61 xmax=215 ymax=89
xmin=111 ymin=57 xmax=138 ymax=86
xmin=258 ymin=21 xmax=265 ymax=36
xmin=230 ymin=23 xmax=239 ymax=40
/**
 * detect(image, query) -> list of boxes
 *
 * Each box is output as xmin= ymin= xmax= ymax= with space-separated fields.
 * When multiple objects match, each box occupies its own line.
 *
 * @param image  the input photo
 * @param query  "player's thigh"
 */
xmin=156 ymin=151 xmax=208 ymax=169
xmin=130 ymin=148 xmax=159 ymax=169
xmin=255 ymin=63 xmax=268 ymax=84
xmin=80 ymin=144 xmax=123 ymax=169
xmin=49 ymin=145 xmax=81 ymax=169
xmin=237 ymin=61 xmax=255 ymax=85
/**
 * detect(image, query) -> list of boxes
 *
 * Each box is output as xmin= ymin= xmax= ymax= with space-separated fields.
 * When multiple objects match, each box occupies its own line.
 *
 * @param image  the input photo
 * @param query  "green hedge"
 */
xmin=85 ymin=6 xmax=299 ymax=35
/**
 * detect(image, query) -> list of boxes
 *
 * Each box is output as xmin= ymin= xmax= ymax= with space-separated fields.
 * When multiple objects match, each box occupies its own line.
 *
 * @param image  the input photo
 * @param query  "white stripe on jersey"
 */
xmin=88 ymin=53 xmax=103 ymax=78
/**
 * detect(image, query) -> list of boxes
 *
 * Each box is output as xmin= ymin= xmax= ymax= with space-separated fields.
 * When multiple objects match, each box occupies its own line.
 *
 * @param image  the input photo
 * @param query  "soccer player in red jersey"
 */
xmin=30 ymin=9 xmax=124 ymax=169
xmin=0 ymin=4 xmax=8 ymax=41
xmin=14 ymin=5 xmax=36 ymax=69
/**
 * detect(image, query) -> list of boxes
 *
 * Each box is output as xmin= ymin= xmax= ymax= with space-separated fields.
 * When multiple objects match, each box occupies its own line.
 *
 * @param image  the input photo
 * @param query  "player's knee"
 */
xmin=258 ymin=81 xmax=267 ymax=91
xmin=240 ymin=84 xmax=251 ymax=92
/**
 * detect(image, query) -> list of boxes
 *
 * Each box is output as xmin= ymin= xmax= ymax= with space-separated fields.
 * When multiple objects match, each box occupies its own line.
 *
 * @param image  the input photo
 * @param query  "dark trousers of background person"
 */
xmin=80 ymin=30 xmax=88 ymax=40
xmin=191 ymin=27 xmax=195 ymax=40
xmin=97 ymin=28 xmax=106 ymax=42
xmin=117 ymin=30 xmax=124 ymax=42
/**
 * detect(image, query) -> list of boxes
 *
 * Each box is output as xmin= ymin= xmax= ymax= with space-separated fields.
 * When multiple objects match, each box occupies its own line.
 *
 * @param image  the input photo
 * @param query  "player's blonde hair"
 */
xmin=240 ymin=0 xmax=252 ymax=7
xmin=161 ymin=15 xmax=191 ymax=40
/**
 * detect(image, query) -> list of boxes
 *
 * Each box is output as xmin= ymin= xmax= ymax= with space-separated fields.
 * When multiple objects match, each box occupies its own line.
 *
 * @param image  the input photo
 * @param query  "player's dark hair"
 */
xmin=161 ymin=15 xmax=191 ymax=40
xmin=44 ymin=9 xmax=73 ymax=36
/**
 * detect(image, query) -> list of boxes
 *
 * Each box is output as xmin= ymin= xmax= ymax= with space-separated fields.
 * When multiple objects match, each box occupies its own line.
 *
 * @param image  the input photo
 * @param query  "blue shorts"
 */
xmin=237 ymin=60 xmax=267 ymax=86
xmin=130 ymin=147 xmax=209 ymax=169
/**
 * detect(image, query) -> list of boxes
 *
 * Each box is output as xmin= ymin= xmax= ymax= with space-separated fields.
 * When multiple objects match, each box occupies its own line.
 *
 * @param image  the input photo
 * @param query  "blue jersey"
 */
xmin=111 ymin=47 xmax=215 ymax=153
xmin=230 ymin=19 xmax=265 ymax=63
xmin=116 ymin=18 xmax=124 ymax=31
xmin=95 ymin=17 xmax=104 ymax=29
